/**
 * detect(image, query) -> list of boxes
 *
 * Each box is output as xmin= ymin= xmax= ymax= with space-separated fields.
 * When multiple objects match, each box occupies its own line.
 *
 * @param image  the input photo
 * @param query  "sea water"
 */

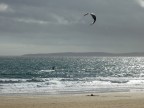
xmin=0 ymin=56 xmax=144 ymax=95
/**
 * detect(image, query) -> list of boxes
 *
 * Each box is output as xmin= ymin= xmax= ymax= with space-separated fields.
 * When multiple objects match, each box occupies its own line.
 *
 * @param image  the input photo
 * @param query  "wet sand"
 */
xmin=0 ymin=92 xmax=144 ymax=108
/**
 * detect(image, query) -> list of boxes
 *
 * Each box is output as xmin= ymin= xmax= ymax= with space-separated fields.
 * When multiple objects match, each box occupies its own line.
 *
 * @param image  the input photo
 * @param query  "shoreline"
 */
xmin=0 ymin=91 xmax=144 ymax=108
xmin=0 ymin=89 xmax=132 ymax=97
xmin=0 ymin=89 xmax=143 ymax=96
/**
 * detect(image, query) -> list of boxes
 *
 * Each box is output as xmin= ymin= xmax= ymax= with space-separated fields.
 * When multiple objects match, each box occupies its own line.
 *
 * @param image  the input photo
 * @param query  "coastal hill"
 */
xmin=22 ymin=52 xmax=144 ymax=57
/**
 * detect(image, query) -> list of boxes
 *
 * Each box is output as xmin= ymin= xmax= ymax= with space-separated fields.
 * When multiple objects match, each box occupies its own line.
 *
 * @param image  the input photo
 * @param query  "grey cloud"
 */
xmin=0 ymin=0 xmax=144 ymax=55
xmin=136 ymin=0 xmax=144 ymax=8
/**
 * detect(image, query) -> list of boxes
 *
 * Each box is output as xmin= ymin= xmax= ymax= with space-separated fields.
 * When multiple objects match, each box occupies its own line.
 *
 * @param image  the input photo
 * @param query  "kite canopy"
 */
xmin=84 ymin=13 xmax=96 ymax=25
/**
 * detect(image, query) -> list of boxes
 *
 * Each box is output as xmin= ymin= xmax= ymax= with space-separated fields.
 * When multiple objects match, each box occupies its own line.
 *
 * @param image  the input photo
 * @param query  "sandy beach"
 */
xmin=0 ymin=92 xmax=144 ymax=108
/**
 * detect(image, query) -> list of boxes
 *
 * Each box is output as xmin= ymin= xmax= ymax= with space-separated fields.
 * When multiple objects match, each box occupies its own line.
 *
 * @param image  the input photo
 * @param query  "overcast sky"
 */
xmin=0 ymin=0 xmax=144 ymax=55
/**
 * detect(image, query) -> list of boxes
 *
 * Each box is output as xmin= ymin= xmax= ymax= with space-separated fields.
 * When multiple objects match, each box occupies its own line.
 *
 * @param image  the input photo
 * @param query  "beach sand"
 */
xmin=0 ymin=92 xmax=144 ymax=108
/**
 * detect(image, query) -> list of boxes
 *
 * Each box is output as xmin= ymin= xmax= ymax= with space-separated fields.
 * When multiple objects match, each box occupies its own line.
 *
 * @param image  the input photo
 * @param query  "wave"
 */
xmin=26 ymin=78 xmax=45 ymax=82
xmin=1 ymin=77 xmax=144 ymax=94
xmin=98 ymin=78 xmax=129 ymax=84
xmin=0 ymin=79 xmax=26 ymax=83
xmin=39 ymin=70 xmax=55 ymax=73
xmin=0 ymin=78 xmax=48 ymax=84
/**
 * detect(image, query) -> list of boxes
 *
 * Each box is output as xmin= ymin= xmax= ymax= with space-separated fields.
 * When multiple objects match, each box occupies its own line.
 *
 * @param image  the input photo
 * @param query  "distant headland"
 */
xmin=22 ymin=52 xmax=144 ymax=57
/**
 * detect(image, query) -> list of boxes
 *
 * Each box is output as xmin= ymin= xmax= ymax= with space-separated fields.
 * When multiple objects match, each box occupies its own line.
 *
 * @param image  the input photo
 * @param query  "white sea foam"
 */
xmin=1 ymin=77 xmax=144 ymax=94
xmin=39 ymin=69 xmax=55 ymax=72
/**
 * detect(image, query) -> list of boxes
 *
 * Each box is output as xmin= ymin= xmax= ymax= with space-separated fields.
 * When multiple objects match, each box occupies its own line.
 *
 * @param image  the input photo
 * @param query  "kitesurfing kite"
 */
xmin=84 ymin=13 xmax=96 ymax=25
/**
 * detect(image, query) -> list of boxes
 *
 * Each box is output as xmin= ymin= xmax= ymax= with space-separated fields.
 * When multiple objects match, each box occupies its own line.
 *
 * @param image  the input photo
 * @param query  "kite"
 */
xmin=84 ymin=13 xmax=96 ymax=25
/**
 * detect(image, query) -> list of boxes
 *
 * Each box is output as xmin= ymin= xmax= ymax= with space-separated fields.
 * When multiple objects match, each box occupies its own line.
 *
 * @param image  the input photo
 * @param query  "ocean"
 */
xmin=0 ymin=56 xmax=144 ymax=95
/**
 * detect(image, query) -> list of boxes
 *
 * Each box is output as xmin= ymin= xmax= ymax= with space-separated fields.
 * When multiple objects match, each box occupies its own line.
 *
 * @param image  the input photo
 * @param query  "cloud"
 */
xmin=51 ymin=14 xmax=81 ymax=25
xmin=0 ymin=3 xmax=8 ymax=12
xmin=52 ymin=14 xmax=69 ymax=25
xmin=0 ymin=3 xmax=13 ymax=12
xmin=14 ymin=14 xmax=80 ymax=25
xmin=136 ymin=0 xmax=144 ymax=8
xmin=15 ymin=18 xmax=50 ymax=25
